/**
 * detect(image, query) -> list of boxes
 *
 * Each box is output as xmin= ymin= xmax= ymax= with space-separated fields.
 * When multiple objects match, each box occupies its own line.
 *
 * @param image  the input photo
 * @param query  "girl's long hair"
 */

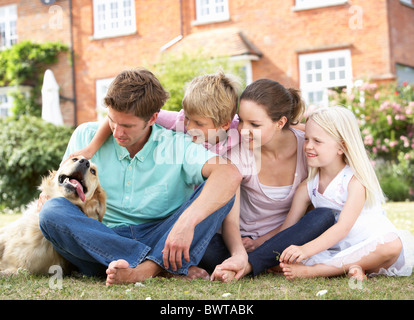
xmin=307 ymin=106 xmax=385 ymax=207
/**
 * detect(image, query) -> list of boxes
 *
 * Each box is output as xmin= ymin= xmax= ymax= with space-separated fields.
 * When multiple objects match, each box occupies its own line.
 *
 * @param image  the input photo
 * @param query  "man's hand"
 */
xmin=162 ymin=219 xmax=194 ymax=271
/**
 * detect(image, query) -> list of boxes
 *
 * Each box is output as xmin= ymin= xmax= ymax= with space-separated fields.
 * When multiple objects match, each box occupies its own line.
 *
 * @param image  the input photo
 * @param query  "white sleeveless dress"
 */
xmin=303 ymin=165 xmax=414 ymax=277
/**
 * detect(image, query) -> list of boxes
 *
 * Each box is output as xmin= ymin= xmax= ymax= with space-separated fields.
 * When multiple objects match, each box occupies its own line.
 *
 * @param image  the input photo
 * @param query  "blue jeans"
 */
xmin=39 ymin=182 xmax=234 ymax=277
xmin=199 ymin=207 xmax=336 ymax=276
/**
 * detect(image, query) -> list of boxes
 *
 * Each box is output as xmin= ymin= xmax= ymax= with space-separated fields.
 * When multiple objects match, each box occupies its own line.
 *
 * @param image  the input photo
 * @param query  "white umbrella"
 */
xmin=41 ymin=69 xmax=63 ymax=125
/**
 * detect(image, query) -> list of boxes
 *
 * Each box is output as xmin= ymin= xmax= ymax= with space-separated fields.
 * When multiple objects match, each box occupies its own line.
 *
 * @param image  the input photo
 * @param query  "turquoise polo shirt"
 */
xmin=63 ymin=122 xmax=217 ymax=228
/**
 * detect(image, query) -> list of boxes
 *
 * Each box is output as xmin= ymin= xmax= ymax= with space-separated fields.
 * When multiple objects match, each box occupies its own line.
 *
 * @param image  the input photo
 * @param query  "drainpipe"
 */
xmin=69 ymin=0 xmax=77 ymax=127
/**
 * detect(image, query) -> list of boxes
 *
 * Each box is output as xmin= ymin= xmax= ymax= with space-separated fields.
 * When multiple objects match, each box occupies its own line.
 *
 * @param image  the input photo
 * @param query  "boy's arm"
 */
xmin=68 ymin=116 xmax=112 ymax=159
xmin=155 ymin=109 xmax=185 ymax=132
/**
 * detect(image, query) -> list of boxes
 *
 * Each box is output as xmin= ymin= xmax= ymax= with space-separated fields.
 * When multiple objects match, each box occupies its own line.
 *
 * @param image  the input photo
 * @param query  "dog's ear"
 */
xmin=83 ymin=185 xmax=106 ymax=222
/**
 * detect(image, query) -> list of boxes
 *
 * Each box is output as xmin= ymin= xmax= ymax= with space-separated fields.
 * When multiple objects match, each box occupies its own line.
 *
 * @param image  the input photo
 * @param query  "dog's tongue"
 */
xmin=69 ymin=179 xmax=85 ymax=202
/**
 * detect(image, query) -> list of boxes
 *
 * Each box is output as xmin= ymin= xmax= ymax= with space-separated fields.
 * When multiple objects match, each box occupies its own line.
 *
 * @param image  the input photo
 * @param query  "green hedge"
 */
xmin=0 ymin=116 xmax=74 ymax=209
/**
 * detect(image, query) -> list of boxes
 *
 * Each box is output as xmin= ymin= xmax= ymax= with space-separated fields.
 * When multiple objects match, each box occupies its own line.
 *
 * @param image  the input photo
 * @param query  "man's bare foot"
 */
xmin=348 ymin=265 xmax=367 ymax=281
xmin=105 ymin=259 xmax=162 ymax=286
xmin=186 ymin=266 xmax=210 ymax=280
xmin=157 ymin=266 xmax=210 ymax=281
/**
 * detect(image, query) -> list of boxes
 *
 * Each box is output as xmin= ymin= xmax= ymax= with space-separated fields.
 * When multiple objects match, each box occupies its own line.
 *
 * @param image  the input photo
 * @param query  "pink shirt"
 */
xmin=156 ymin=109 xmax=240 ymax=156
xmin=226 ymin=128 xmax=308 ymax=239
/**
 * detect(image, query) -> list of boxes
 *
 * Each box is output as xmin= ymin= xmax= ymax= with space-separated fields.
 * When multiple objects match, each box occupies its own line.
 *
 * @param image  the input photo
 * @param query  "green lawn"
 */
xmin=0 ymin=202 xmax=413 ymax=300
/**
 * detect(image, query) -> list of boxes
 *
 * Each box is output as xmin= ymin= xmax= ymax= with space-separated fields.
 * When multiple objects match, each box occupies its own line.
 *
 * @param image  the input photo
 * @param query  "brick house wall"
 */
xmin=2 ymin=0 xmax=413 ymax=125
xmin=70 ymin=0 xmax=182 ymax=124
xmin=0 ymin=0 xmax=75 ymax=125
xmin=70 ymin=0 xmax=414 ymax=124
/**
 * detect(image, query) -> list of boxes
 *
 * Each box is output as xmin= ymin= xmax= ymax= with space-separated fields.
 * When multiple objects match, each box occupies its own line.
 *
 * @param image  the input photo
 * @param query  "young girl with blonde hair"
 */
xmin=279 ymin=106 xmax=414 ymax=280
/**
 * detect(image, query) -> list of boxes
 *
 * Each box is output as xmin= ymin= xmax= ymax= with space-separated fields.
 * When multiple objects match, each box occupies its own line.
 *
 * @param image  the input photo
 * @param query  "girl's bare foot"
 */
xmin=280 ymin=262 xmax=316 ymax=280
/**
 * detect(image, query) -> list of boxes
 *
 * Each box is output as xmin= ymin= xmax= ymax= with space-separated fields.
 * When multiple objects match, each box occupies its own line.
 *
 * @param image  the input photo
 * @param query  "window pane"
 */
xmin=328 ymin=58 xmax=335 ymax=68
xmin=315 ymin=60 xmax=322 ymax=69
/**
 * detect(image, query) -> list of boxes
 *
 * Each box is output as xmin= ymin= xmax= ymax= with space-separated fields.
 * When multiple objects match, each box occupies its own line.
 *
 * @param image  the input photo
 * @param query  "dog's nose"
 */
xmin=79 ymin=158 xmax=90 ymax=168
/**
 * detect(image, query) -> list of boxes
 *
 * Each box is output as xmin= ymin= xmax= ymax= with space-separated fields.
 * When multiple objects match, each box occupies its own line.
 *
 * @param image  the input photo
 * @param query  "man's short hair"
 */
xmin=104 ymin=68 xmax=170 ymax=121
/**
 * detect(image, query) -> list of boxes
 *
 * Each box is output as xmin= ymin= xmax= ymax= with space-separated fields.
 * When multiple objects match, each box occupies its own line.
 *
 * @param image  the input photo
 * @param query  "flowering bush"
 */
xmin=329 ymin=80 xmax=414 ymax=201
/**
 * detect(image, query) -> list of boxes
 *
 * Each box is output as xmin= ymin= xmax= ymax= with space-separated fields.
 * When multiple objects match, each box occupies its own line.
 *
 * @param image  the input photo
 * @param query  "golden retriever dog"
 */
xmin=0 ymin=156 xmax=106 ymax=275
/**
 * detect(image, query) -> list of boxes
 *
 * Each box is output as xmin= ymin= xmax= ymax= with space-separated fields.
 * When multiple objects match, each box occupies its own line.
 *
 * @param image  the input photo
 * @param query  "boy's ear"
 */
xmin=220 ymin=120 xmax=231 ymax=131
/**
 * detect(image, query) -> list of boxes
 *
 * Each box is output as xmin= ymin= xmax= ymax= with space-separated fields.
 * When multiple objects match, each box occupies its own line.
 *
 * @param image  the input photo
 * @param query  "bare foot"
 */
xmin=158 ymin=266 xmax=210 ymax=281
xmin=186 ymin=266 xmax=210 ymax=280
xmin=212 ymin=267 xmax=237 ymax=283
xmin=348 ymin=265 xmax=367 ymax=281
xmin=266 ymin=265 xmax=283 ymax=275
xmin=280 ymin=262 xmax=315 ymax=280
xmin=105 ymin=259 xmax=162 ymax=286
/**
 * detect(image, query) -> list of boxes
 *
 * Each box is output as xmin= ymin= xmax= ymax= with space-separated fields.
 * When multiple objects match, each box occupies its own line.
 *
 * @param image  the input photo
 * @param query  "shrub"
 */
xmin=0 ymin=116 xmax=74 ymax=209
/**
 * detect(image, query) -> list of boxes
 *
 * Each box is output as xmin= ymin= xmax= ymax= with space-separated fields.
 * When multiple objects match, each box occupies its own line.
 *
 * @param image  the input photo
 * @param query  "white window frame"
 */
xmin=293 ymin=0 xmax=348 ymax=11
xmin=92 ymin=0 xmax=136 ymax=39
xmin=299 ymin=49 xmax=353 ymax=107
xmin=230 ymin=55 xmax=260 ymax=85
xmin=96 ymin=77 xmax=114 ymax=120
xmin=194 ymin=0 xmax=230 ymax=25
xmin=0 ymin=86 xmax=31 ymax=118
xmin=0 ymin=4 xmax=18 ymax=50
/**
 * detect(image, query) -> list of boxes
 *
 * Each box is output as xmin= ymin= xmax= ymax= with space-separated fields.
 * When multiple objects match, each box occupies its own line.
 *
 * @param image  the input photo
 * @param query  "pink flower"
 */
xmin=392 ymin=103 xmax=401 ymax=112
xmin=364 ymin=135 xmax=374 ymax=146
xmin=401 ymin=136 xmax=409 ymax=148
xmin=380 ymin=101 xmax=390 ymax=111
xmin=389 ymin=141 xmax=398 ymax=147
xmin=387 ymin=115 xmax=392 ymax=125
